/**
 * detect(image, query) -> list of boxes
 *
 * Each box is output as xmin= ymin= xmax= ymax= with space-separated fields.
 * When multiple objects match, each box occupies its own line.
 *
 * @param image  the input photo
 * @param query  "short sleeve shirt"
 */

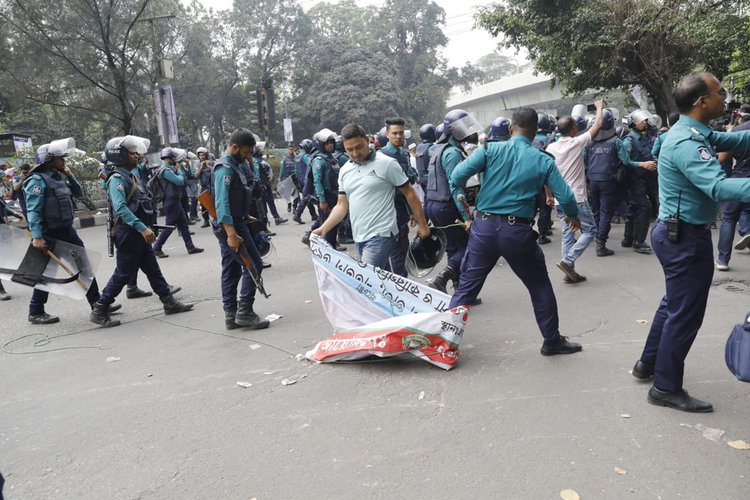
xmin=338 ymin=151 xmax=409 ymax=242
xmin=546 ymin=132 xmax=592 ymax=204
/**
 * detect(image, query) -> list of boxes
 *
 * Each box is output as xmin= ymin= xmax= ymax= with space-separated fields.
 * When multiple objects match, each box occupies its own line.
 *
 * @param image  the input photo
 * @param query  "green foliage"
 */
xmin=477 ymin=0 xmax=749 ymax=118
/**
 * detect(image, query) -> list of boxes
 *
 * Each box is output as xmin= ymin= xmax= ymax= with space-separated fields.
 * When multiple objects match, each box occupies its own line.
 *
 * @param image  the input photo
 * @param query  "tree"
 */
xmin=0 ymin=0 xmax=172 ymax=142
xmin=473 ymin=52 xmax=531 ymax=84
xmin=476 ymin=0 xmax=749 ymax=119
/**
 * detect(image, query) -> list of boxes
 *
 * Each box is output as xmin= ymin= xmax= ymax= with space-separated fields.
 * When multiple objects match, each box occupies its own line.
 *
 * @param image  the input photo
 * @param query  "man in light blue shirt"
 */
xmin=313 ymin=123 xmax=429 ymax=269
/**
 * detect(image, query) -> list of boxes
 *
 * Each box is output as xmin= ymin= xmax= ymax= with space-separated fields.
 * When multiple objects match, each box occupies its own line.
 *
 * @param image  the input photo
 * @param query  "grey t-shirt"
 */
xmin=338 ymin=151 xmax=409 ymax=242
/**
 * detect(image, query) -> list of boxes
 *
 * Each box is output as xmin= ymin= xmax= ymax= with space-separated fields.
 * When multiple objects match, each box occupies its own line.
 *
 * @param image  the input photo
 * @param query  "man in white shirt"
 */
xmin=313 ymin=123 xmax=430 ymax=269
xmin=546 ymin=101 xmax=604 ymax=283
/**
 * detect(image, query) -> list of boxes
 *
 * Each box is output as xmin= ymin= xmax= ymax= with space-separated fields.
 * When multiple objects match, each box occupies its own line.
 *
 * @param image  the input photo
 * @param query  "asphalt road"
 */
xmin=1 ymin=216 xmax=748 ymax=499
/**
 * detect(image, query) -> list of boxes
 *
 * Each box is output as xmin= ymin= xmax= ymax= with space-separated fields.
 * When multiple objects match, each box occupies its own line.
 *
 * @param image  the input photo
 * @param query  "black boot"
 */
xmin=235 ymin=301 xmax=270 ymax=329
xmin=225 ymin=306 xmax=238 ymax=330
xmin=621 ymin=220 xmax=634 ymax=247
xmin=90 ymin=301 xmax=121 ymax=328
xmin=126 ymin=286 xmax=153 ymax=299
xmin=596 ymin=239 xmax=614 ymax=257
xmin=429 ymin=266 xmax=456 ymax=294
xmin=160 ymin=294 xmax=194 ymax=315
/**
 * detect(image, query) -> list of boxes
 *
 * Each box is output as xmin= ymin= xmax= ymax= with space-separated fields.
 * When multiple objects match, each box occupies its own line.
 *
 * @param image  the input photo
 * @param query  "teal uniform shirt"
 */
xmin=107 ymin=167 xmax=148 ymax=233
xmin=134 ymin=162 xmax=151 ymax=184
xmin=213 ymin=152 xmax=243 ymax=226
xmin=24 ymin=169 xmax=82 ymax=238
xmin=450 ymin=135 xmax=578 ymax=220
xmin=440 ymin=137 xmax=470 ymax=220
xmin=617 ymin=130 xmax=651 ymax=169
xmin=311 ymin=153 xmax=333 ymax=200
xmin=657 ymin=114 xmax=750 ymax=225
xmin=651 ymin=131 xmax=668 ymax=159
xmin=160 ymin=161 xmax=185 ymax=186
xmin=380 ymin=142 xmax=418 ymax=182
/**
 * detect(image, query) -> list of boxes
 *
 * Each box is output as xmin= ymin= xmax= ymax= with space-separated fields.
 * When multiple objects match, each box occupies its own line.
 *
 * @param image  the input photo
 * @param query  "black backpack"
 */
xmin=147 ymin=167 xmax=166 ymax=205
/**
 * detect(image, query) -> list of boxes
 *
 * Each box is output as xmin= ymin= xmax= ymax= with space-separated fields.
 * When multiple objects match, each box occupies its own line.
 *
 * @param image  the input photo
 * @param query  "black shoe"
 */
xmin=107 ymin=303 xmax=122 ymax=313
xmin=154 ymin=249 xmax=169 ymax=258
xmin=734 ymin=234 xmax=750 ymax=250
xmin=562 ymin=271 xmax=586 ymax=284
xmin=334 ymin=244 xmax=347 ymax=251
xmin=225 ymin=307 xmax=239 ymax=330
xmin=201 ymin=221 xmax=210 ymax=228
xmin=470 ymin=297 xmax=482 ymax=305
xmin=541 ymin=336 xmax=582 ymax=356
xmin=236 ymin=302 xmax=270 ymax=329
xmin=187 ymin=220 xmax=196 ymax=226
xmin=262 ymin=260 xmax=272 ymax=269
xmin=538 ymin=236 xmax=551 ymax=245
xmin=647 ymin=386 xmax=713 ymax=413
xmin=429 ymin=267 xmax=456 ymax=294
xmin=0 ymin=290 xmax=10 ymax=301
xmin=90 ymin=301 xmax=121 ymax=328
xmin=301 ymin=231 xmax=311 ymax=246
xmin=274 ymin=216 xmax=288 ymax=225
xmin=292 ymin=215 xmax=304 ymax=225
xmin=187 ymin=247 xmax=204 ymax=254
xmin=311 ymin=214 xmax=319 ymax=221
xmin=126 ymin=287 xmax=153 ymax=299
xmin=596 ymin=239 xmax=614 ymax=257
xmin=160 ymin=294 xmax=193 ymax=315
xmin=267 ymin=231 xmax=277 ymax=237
xmin=28 ymin=312 xmax=60 ymax=325
xmin=632 ymin=359 xmax=654 ymax=380
xmin=287 ymin=203 xmax=292 ymax=213
xmin=338 ymin=237 xmax=355 ymax=245
xmin=633 ymin=242 xmax=652 ymax=254
xmin=621 ymin=239 xmax=633 ymax=248
xmin=168 ymin=285 xmax=182 ymax=296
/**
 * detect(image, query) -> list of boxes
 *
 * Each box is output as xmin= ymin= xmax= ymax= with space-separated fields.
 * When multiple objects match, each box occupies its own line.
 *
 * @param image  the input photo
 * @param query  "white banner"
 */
xmin=161 ymin=85 xmax=179 ymax=144
xmin=305 ymin=234 xmax=467 ymax=370
xmin=283 ymin=118 xmax=293 ymax=142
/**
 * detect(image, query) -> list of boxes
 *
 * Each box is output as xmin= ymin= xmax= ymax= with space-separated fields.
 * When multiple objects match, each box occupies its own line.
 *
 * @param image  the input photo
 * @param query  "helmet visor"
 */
xmin=121 ymin=135 xmax=150 ymax=155
xmin=450 ymin=114 xmax=483 ymax=141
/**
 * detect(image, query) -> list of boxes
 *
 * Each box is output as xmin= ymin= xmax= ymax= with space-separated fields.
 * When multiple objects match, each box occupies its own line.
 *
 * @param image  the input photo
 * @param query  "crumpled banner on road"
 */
xmin=306 ymin=234 xmax=468 ymax=370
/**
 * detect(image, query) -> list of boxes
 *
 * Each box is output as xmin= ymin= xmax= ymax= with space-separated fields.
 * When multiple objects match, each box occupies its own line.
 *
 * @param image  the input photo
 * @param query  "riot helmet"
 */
xmin=312 ymin=128 xmax=336 ymax=152
xmin=441 ymin=109 xmax=483 ymax=142
xmin=299 ymin=138 xmax=314 ymax=154
xmin=105 ymin=136 xmax=150 ymax=167
xmin=419 ymin=123 xmax=436 ymax=143
xmin=537 ymin=113 xmax=553 ymax=133
xmin=489 ymin=117 xmax=511 ymax=140
xmin=628 ymin=109 xmax=653 ymax=128
xmin=406 ymin=228 xmax=447 ymax=278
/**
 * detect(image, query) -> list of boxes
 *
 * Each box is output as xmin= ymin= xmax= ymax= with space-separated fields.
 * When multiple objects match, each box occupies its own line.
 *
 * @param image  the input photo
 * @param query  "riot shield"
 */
xmin=0 ymin=224 xmax=100 ymax=300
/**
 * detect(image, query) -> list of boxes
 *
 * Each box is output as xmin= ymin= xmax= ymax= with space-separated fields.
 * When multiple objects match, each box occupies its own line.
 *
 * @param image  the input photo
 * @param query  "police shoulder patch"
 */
xmin=224 ymin=175 xmax=231 ymax=185
xmin=32 ymin=185 xmax=42 ymax=194
xmin=117 ymin=183 xmax=125 ymax=191
xmin=697 ymin=147 xmax=712 ymax=161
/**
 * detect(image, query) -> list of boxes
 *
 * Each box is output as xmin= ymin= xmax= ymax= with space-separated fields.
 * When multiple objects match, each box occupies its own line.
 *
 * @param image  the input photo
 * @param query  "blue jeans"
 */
xmin=355 ymin=235 xmax=397 ymax=269
xmin=716 ymin=201 xmax=750 ymax=264
xmin=556 ymin=200 xmax=597 ymax=266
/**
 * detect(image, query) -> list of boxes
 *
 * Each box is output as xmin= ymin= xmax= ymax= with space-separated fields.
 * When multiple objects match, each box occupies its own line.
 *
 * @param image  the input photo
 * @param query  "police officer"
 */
xmin=425 ymin=109 xmax=481 ymax=293
xmin=308 ymin=129 xmax=344 ymax=249
xmin=585 ymin=108 xmax=620 ymax=256
xmin=379 ymin=118 xmax=419 ymax=277
xmin=253 ymin=142 xmax=287 ymax=226
xmin=292 ymin=139 xmax=318 ymax=225
xmin=279 ymin=144 xmax=298 ymax=214
xmin=618 ymin=110 xmax=658 ymax=253
xmin=487 ymin=116 xmax=511 ymax=142
xmin=197 ymin=147 xmax=213 ymax=227
xmin=91 ymin=136 xmax=193 ymax=327
xmin=532 ymin=113 xmax=556 ymax=244
xmin=11 ymin=163 xmax=30 ymax=218
xmin=415 ymin=124 xmax=436 ymax=190
xmin=211 ymin=128 xmax=270 ymax=331
xmin=632 ymin=73 xmax=750 ymax=412
xmin=152 ymin=148 xmax=204 ymax=258
xmin=449 ymin=108 xmax=583 ymax=356
xmin=23 ymin=139 xmax=114 ymax=324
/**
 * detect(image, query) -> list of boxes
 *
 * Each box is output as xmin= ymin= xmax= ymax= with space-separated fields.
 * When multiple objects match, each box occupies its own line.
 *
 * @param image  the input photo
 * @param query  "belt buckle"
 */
xmin=507 ymin=215 xmax=516 ymax=226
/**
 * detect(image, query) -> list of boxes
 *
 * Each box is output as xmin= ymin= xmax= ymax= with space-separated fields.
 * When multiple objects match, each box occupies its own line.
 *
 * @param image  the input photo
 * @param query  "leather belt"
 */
xmin=657 ymin=219 xmax=711 ymax=230
xmin=480 ymin=213 xmax=533 ymax=225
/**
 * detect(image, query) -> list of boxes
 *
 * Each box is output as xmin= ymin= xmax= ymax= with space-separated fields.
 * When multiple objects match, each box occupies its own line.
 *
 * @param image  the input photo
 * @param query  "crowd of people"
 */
xmin=1 ymin=72 xmax=750 ymax=413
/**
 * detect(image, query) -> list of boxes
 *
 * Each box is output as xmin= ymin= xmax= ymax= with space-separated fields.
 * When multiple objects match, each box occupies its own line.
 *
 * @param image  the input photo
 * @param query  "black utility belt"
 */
xmin=657 ymin=219 xmax=711 ymax=230
xmin=479 ymin=213 xmax=533 ymax=225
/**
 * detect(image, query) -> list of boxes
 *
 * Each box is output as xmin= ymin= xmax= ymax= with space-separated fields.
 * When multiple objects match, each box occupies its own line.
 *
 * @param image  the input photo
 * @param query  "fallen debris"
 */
xmin=620 ymin=413 xmax=631 ymax=419
xmin=105 ymin=356 xmax=121 ymax=363
xmin=680 ymin=423 xmax=725 ymax=442
xmin=418 ymin=391 xmax=425 ymax=400
xmin=614 ymin=466 xmax=628 ymax=475
xmin=281 ymin=378 xmax=297 ymax=386
xmin=636 ymin=319 xmax=649 ymax=325
xmin=727 ymin=440 xmax=750 ymax=450
xmin=249 ymin=344 xmax=262 ymax=350
xmin=265 ymin=313 xmax=282 ymax=322
xmin=560 ymin=489 xmax=580 ymax=500
xmin=236 ymin=381 xmax=253 ymax=388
